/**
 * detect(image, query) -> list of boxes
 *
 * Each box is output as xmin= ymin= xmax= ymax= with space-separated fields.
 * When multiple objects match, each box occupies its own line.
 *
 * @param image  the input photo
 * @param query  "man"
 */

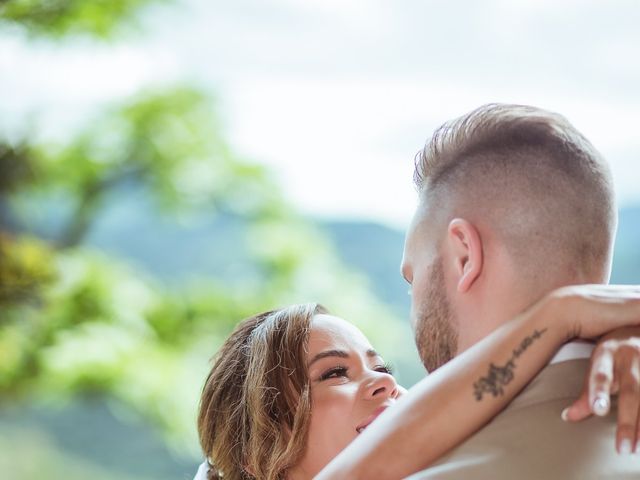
xmin=194 ymin=104 xmax=640 ymax=479
xmin=402 ymin=103 xmax=639 ymax=478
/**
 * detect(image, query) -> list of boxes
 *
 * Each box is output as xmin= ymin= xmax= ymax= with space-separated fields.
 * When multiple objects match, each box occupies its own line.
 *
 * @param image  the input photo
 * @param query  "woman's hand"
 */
xmin=562 ymin=326 xmax=640 ymax=455
xmin=548 ymin=284 xmax=640 ymax=340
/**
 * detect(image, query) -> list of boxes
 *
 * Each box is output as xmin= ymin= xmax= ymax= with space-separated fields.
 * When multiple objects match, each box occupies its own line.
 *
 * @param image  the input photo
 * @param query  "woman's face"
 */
xmin=293 ymin=314 xmax=401 ymax=477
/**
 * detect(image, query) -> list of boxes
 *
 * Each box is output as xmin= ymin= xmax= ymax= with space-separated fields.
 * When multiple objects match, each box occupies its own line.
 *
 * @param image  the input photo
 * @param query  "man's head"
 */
xmin=401 ymin=104 xmax=617 ymax=372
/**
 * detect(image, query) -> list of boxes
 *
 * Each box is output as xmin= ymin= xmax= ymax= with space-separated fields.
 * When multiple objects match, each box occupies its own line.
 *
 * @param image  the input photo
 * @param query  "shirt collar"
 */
xmin=549 ymin=340 xmax=595 ymax=365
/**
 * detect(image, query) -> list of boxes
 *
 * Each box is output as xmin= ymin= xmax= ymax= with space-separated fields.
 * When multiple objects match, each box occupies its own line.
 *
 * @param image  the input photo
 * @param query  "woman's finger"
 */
xmin=563 ymin=351 xmax=595 ymax=422
xmin=562 ymin=390 xmax=592 ymax=422
xmin=614 ymin=348 xmax=640 ymax=454
xmin=588 ymin=345 xmax=615 ymax=417
xmin=563 ymin=344 xmax=612 ymax=422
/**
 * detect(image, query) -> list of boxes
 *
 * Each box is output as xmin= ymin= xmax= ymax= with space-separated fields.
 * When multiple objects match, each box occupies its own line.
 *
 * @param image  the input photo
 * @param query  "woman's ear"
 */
xmin=447 ymin=218 xmax=483 ymax=293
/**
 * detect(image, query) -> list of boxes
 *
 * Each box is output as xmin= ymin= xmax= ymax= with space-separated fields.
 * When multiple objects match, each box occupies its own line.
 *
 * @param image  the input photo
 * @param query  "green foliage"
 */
xmin=0 ymin=233 xmax=56 ymax=305
xmin=7 ymin=86 xmax=286 ymax=248
xmin=0 ymin=0 xmax=173 ymax=39
xmin=0 ymin=83 xmax=414 ymax=458
xmin=0 ymin=142 xmax=35 ymax=193
xmin=0 ymin=227 xmax=410 ymax=453
xmin=0 ymin=1 xmax=415 ymax=469
xmin=0 ymin=83 xmax=288 ymax=418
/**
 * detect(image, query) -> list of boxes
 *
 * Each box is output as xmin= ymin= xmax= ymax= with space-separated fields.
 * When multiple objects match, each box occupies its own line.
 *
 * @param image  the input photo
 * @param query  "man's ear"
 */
xmin=447 ymin=218 xmax=483 ymax=293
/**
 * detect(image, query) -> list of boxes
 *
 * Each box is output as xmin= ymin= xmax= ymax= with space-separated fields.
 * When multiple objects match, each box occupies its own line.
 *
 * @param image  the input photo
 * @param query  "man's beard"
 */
xmin=414 ymin=258 xmax=458 ymax=373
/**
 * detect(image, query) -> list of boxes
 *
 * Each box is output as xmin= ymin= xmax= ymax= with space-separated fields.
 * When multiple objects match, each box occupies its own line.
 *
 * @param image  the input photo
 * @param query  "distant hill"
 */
xmin=318 ymin=220 xmax=410 ymax=317
xmin=322 ymin=206 xmax=640 ymax=310
xmin=4 ymin=187 xmax=636 ymax=317
xmin=79 ymin=193 xmax=640 ymax=316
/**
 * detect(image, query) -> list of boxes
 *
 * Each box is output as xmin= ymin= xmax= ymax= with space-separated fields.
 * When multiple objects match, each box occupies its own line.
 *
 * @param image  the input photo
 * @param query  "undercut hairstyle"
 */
xmin=198 ymin=303 xmax=328 ymax=480
xmin=414 ymin=103 xmax=616 ymax=284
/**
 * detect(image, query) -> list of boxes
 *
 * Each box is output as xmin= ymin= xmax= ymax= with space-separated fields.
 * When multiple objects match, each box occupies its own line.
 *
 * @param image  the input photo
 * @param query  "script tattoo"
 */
xmin=473 ymin=328 xmax=548 ymax=401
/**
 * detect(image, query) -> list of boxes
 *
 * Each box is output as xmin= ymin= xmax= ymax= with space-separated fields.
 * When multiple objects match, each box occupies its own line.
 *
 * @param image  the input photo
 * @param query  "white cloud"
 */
xmin=1 ymin=0 xmax=639 ymax=227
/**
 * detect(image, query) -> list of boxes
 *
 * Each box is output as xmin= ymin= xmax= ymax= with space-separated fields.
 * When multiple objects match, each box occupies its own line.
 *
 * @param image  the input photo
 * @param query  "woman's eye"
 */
xmin=375 ymin=363 xmax=394 ymax=375
xmin=320 ymin=366 xmax=348 ymax=381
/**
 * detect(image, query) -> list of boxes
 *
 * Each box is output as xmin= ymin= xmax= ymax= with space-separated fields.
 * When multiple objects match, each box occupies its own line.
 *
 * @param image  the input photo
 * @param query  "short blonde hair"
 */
xmin=414 ymin=104 xmax=608 ymax=191
xmin=197 ymin=303 xmax=327 ymax=480
xmin=414 ymin=103 xmax=616 ymax=280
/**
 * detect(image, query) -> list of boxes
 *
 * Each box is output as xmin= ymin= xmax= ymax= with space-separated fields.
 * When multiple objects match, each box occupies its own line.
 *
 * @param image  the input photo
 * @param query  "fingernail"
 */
xmin=592 ymin=395 xmax=610 ymax=416
xmin=619 ymin=439 xmax=632 ymax=455
xmin=561 ymin=408 xmax=570 ymax=422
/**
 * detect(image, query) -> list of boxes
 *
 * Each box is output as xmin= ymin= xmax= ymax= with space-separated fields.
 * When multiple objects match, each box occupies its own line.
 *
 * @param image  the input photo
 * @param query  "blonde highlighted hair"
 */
xmin=197 ymin=303 xmax=328 ymax=480
xmin=413 ymin=103 xmax=616 ymax=281
xmin=413 ymin=103 xmax=609 ymax=192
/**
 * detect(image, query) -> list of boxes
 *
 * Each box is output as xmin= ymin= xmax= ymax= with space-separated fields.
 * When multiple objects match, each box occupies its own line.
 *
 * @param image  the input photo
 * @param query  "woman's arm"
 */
xmin=315 ymin=285 xmax=640 ymax=480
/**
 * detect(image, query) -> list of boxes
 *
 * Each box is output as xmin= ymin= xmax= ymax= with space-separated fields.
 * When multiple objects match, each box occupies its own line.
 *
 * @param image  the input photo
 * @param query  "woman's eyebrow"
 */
xmin=308 ymin=349 xmax=349 ymax=367
xmin=308 ymin=348 xmax=381 ymax=367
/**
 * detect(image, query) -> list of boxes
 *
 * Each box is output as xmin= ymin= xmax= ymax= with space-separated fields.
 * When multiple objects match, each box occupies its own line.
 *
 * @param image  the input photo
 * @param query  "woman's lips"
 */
xmin=356 ymin=406 xmax=389 ymax=434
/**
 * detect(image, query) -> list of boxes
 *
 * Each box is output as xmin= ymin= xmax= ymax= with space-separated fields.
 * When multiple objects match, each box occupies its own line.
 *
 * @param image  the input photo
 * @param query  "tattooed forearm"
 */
xmin=473 ymin=328 xmax=548 ymax=401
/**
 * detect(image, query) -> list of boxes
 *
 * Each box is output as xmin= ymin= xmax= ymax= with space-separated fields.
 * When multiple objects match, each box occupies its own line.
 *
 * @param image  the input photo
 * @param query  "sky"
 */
xmin=2 ymin=0 xmax=640 ymax=228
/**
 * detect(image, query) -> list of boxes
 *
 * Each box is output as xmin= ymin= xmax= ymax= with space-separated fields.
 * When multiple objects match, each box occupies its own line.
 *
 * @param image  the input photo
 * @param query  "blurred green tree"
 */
xmin=0 ymin=7 xmax=421 ymax=480
xmin=0 ymin=84 xmax=413 ymax=448
xmin=0 ymin=4 xmax=415 ymax=470
xmin=0 ymin=0 xmax=173 ymax=38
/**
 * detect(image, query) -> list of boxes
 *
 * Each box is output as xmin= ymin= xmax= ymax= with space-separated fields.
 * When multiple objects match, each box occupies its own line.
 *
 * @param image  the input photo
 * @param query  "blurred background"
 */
xmin=1 ymin=1 xmax=639 ymax=479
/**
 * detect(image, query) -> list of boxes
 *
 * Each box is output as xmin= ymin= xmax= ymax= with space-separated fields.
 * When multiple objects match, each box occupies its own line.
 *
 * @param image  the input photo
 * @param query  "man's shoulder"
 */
xmin=410 ymin=399 xmax=638 ymax=479
xmin=409 ymin=360 xmax=638 ymax=480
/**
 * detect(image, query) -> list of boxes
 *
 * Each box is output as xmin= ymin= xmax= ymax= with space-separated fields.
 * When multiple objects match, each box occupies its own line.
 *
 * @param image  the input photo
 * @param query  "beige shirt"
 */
xmin=407 ymin=358 xmax=639 ymax=480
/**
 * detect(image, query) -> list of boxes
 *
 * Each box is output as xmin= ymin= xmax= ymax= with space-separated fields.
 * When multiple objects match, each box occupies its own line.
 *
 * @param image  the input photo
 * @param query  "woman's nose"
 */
xmin=364 ymin=371 xmax=399 ymax=400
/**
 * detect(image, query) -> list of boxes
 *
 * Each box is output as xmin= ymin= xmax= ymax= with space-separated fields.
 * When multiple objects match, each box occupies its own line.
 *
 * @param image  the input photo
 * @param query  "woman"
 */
xmin=197 ymin=287 xmax=640 ymax=480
